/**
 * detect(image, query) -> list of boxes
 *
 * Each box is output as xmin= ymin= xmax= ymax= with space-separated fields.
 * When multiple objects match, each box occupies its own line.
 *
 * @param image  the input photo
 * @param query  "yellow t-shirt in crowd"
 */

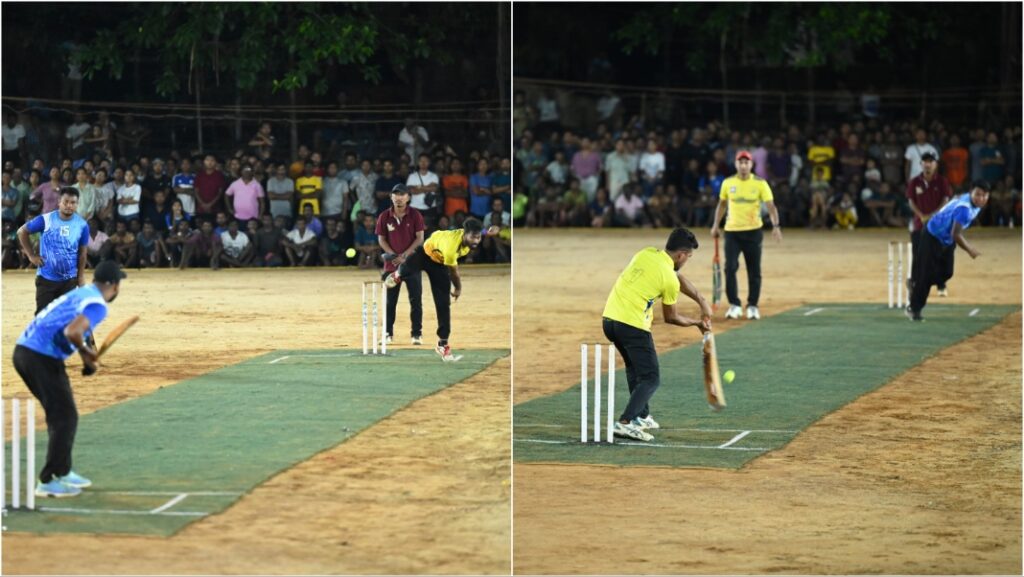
xmin=719 ymin=175 xmax=773 ymax=232
xmin=295 ymin=175 xmax=323 ymax=214
xmin=807 ymin=145 xmax=835 ymax=181
xmin=602 ymin=247 xmax=679 ymax=332
xmin=424 ymin=229 xmax=469 ymax=266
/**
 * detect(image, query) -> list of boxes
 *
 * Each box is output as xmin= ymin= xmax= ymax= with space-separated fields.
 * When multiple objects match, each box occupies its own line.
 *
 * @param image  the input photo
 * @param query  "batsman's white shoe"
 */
xmin=613 ymin=421 xmax=654 ymax=442
xmin=411 ymin=335 xmax=423 ymax=345
xmin=385 ymin=335 xmax=393 ymax=345
xmin=435 ymin=343 xmax=462 ymax=362
xmin=938 ymin=287 xmax=949 ymax=297
xmin=633 ymin=415 xmax=660 ymax=430
xmin=725 ymin=305 xmax=743 ymax=319
xmin=746 ymin=305 xmax=761 ymax=320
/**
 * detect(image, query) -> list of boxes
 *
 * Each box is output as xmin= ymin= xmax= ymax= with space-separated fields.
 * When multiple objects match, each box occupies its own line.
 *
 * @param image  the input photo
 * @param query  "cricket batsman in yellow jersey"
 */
xmin=385 ymin=217 xmax=498 ymax=362
xmin=602 ymin=227 xmax=712 ymax=442
xmin=710 ymin=149 xmax=782 ymax=321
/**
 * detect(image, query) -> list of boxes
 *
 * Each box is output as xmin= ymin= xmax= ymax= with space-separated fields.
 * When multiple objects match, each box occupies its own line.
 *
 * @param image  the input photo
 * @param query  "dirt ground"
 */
xmin=513 ymin=228 xmax=1022 ymax=575
xmin=2 ymin=266 xmax=511 ymax=575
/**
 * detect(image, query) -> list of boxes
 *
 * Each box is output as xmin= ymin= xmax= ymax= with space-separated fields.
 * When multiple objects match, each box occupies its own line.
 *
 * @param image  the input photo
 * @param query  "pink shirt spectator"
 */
xmin=87 ymin=230 xmax=109 ymax=254
xmin=571 ymin=150 xmax=602 ymax=179
xmin=752 ymin=147 xmax=769 ymax=179
xmin=614 ymin=193 xmax=645 ymax=221
xmin=225 ymin=177 xmax=265 ymax=220
xmin=33 ymin=182 xmax=61 ymax=213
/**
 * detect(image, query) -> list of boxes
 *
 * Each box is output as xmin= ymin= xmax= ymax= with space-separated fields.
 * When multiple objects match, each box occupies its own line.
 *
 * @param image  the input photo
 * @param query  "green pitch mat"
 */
xmin=4 ymin=348 xmax=507 ymax=536
xmin=514 ymin=304 xmax=1017 ymax=469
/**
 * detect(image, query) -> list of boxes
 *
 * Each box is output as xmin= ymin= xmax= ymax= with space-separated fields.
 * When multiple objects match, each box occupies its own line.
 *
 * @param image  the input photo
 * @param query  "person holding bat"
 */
xmin=601 ymin=227 xmax=712 ymax=442
xmin=11 ymin=260 xmax=127 ymax=498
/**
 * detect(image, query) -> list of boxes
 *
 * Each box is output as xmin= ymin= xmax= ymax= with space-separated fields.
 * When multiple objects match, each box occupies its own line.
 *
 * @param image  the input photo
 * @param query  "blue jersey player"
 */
xmin=17 ymin=187 xmax=90 ymax=314
xmin=12 ymin=260 xmax=126 ymax=498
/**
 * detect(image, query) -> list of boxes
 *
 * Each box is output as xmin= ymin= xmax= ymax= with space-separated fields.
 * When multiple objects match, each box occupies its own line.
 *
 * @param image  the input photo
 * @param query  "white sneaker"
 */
xmin=435 ymin=343 xmax=462 ymax=362
xmin=746 ymin=305 xmax=761 ymax=320
xmin=937 ymin=287 xmax=949 ymax=297
xmin=613 ymin=421 xmax=654 ymax=442
xmin=633 ymin=415 xmax=660 ymax=430
xmin=385 ymin=335 xmax=393 ymax=345
xmin=725 ymin=305 xmax=743 ymax=319
xmin=411 ymin=336 xmax=423 ymax=345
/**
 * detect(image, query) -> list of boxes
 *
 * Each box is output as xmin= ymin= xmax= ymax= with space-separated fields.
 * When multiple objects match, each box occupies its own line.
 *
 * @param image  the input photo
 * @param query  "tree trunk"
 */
xmin=289 ymin=53 xmax=298 ymax=159
xmin=807 ymin=66 xmax=815 ymax=125
xmin=496 ymin=3 xmax=509 ymax=155
xmin=196 ymin=73 xmax=204 ymax=152
xmin=720 ymin=29 xmax=729 ymax=126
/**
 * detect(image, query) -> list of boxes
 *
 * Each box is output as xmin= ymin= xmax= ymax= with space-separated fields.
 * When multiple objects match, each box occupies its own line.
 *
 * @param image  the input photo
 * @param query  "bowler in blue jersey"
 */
xmin=17 ymin=187 xmax=90 ymax=314
xmin=12 ymin=260 xmax=126 ymax=498
xmin=907 ymin=180 xmax=990 ymax=321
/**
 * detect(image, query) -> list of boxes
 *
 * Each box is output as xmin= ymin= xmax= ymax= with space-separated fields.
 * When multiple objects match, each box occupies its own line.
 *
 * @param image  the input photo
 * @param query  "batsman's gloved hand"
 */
xmin=82 ymin=364 xmax=97 ymax=377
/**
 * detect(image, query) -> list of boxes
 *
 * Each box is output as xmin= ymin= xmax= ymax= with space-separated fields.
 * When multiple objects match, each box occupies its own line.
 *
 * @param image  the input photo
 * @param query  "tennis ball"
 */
xmin=346 ymin=248 xmax=357 ymax=258
xmin=723 ymin=370 xmax=735 ymax=384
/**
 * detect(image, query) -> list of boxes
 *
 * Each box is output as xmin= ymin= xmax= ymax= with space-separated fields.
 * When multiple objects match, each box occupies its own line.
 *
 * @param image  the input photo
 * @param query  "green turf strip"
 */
xmin=5 ymin=348 xmax=507 ymax=536
xmin=514 ymin=304 xmax=1017 ymax=469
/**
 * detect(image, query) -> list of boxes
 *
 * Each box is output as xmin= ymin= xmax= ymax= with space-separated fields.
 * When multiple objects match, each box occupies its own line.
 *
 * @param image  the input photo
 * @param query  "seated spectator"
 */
xmin=219 ymin=219 xmax=253 ymax=268
xmin=136 ymin=220 xmax=166 ymax=268
xmin=443 ymin=158 xmax=470 ymax=217
xmin=483 ymin=197 xmax=511 ymax=231
xmin=108 ymin=220 xmax=137 ymax=267
xmin=694 ymin=160 xmax=723 ymax=227
xmin=534 ymin=181 xmax=563 ymax=227
xmin=832 ymin=191 xmax=858 ymax=230
xmin=1 ymin=220 xmax=21 ymax=270
xmin=300 ymin=204 xmax=323 ymax=237
xmin=142 ymin=188 xmax=173 ymax=234
xmin=589 ymin=187 xmax=613 ymax=228
xmin=512 ymin=186 xmax=529 ymax=228
xmin=181 ymin=220 xmax=220 ymax=270
xmin=164 ymin=219 xmax=193 ymax=268
xmin=213 ymin=211 xmax=230 ymax=236
xmin=863 ymin=181 xmax=899 ymax=227
xmin=166 ymin=198 xmax=192 ymax=231
xmin=319 ymin=217 xmax=348 ymax=266
xmin=84 ymin=217 xmax=110 ymax=267
xmin=560 ymin=179 xmax=588 ymax=227
xmin=647 ymin=184 xmax=677 ymax=228
xmin=808 ymin=181 xmax=831 ymax=229
xmin=613 ymin=184 xmax=647 ymax=227
xmin=352 ymin=211 xmax=380 ymax=269
xmin=283 ymin=215 xmax=318 ymax=266
xmin=2 ymin=170 xmax=18 ymax=222
xmin=481 ymin=209 xmax=511 ymax=263
xmin=254 ymin=214 xmax=286 ymax=267
xmin=492 ymin=157 xmax=512 ymax=208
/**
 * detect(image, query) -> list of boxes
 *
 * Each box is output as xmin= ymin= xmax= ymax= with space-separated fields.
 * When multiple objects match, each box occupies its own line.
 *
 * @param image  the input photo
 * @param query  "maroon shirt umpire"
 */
xmin=375 ymin=184 xmax=426 ymax=344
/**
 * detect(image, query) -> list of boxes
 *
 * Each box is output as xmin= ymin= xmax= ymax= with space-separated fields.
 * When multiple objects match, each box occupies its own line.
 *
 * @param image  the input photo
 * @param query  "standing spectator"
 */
xmin=979 ymin=131 xmax=1007 ymax=185
xmin=604 ymin=140 xmax=633 ymax=202
xmin=116 ymin=169 xmax=142 ymax=224
xmin=248 ymin=122 xmax=275 ymax=161
xmin=492 ymin=157 xmax=512 ymax=209
xmin=219 ymin=219 xmax=252 ymax=268
xmin=321 ymin=161 xmax=348 ymax=223
xmin=571 ymin=138 xmax=602 ymax=202
xmin=880 ymin=132 xmax=904 ymax=186
xmin=968 ymin=128 xmax=987 ymax=183
xmin=374 ymin=159 xmax=402 ymax=215
xmin=32 ymin=167 xmax=63 ymax=214
xmin=254 ymin=214 xmax=285 ymax=267
xmin=266 ymin=164 xmax=295 ymax=228
xmin=172 ymin=157 xmax=197 ymax=215
xmin=289 ymin=145 xmax=312 ymax=180
xmin=664 ymin=130 xmax=686 ymax=193
xmin=398 ymin=119 xmax=430 ymax=160
xmin=767 ymin=139 xmax=791 ymax=187
xmin=144 ymin=159 xmax=171 ymax=202
xmin=194 ymin=154 xmax=227 ymax=221
xmin=93 ymin=168 xmax=115 ymax=227
xmin=638 ymin=140 xmax=666 ymax=198
xmin=283 ymin=215 xmax=318 ymax=266
xmin=406 ymin=153 xmax=440 ymax=227
xmin=376 ymin=184 xmax=426 ymax=344
xmin=752 ymin=137 xmax=770 ymax=180
xmin=543 ymin=149 xmax=568 ymax=189
xmin=3 ymin=113 xmax=26 ymax=166
xmin=695 ymin=160 xmax=724 ymax=227
xmin=2 ymin=171 xmax=19 ymax=222
xmin=941 ymin=134 xmax=970 ymax=190
xmin=468 ymin=159 xmax=493 ymax=220
xmin=11 ymin=167 xmax=30 ymax=224
xmin=710 ymin=150 xmax=782 ymax=321
xmin=350 ymin=158 xmax=379 ymax=217
xmin=904 ymin=128 xmax=939 ymax=182
xmin=295 ymin=161 xmax=323 ymax=215
xmin=65 ymin=113 xmax=90 ymax=158
xmin=141 ymin=189 xmax=172 ymax=234
xmin=839 ymin=134 xmax=867 ymax=184
xmin=71 ymin=167 xmax=96 ymax=222
xmin=535 ymin=89 xmax=561 ymax=137
xmin=442 ymin=158 xmax=469 ymax=218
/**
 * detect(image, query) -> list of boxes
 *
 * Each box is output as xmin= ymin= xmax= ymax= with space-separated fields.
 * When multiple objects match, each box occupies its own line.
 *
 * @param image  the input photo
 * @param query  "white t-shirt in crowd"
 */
xmin=116 ymin=184 xmax=142 ymax=217
xmin=2 ymin=124 xmax=25 ymax=151
xmin=639 ymin=152 xmax=666 ymax=180
xmin=904 ymin=143 xmax=939 ymax=180
xmin=220 ymin=230 xmax=250 ymax=258
xmin=398 ymin=126 xmax=430 ymax=160
xmin=405 ymin=170 xmax=440 ymax=211
xmin=286 ymin=228 xmax=317 ymax=256
xmin=66 ymin=122 xmax=91 ymax=149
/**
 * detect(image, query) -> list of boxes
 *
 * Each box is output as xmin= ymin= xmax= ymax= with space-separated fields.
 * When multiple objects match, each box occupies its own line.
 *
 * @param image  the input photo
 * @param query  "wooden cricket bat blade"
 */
xmin=97 ymin=315 xmax=140 ymax=358
xmin=702 ymin=332 xmax=726 ymax=411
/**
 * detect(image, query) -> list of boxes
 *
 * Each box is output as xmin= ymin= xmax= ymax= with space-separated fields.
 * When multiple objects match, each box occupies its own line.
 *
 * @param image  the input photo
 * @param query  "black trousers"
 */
xmin=910 ymin=228 xmax=946 ymax=290
xmin=12 ymin=345 xmax=78 ymax=483
xmin=909 ymin=231 xmax=955 ymax=314
xmin=35 ymin=276 xmax=79 ymax=314
xmin=398 ymin=247 xmax=452 ymax=343
xmin=383 ymin=268 xmax=423 ymax=339
xmin=724 ymin=229 xmax=763 ymax=307
xmin=603 ymin=318 xmax=659 ymax=422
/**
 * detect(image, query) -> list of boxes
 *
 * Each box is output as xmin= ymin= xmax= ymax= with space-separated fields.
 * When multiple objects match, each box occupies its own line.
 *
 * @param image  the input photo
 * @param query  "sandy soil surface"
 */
xmin=2 ymin=265 xmax=511 ymax=575
xmin=513 ymin=228 xmax=1021 ymax=575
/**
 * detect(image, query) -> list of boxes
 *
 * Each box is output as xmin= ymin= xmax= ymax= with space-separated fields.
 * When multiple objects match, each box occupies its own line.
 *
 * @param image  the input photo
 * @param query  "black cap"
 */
xmin=391 ymin=184 xmax=410 ymax=195
xmin=970 ymin=179 xmax=992 ymax=192
xmin=93 ymin=260 xmax=127 ymax=284
xmin=921 ymin=151 xmax=938 ymax=161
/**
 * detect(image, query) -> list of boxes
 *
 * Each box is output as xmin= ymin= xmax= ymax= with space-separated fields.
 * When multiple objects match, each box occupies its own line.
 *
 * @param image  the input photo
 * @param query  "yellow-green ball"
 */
xmin=346 ymin=248 xmax=357 ymax=258
xmin=723 ymin=370 xmax=735 ymax=384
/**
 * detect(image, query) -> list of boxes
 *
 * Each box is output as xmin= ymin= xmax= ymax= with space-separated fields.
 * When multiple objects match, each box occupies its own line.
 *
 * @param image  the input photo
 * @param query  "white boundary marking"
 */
xmin=268 ymin=356 xmax=290 ymax=364
xmin=98 ymin=490 xmax=240 ymax=496
xmin=266 ymin=352 xmax=492 ymax=363
xmin=149 ymin=493 xmax=189 ymax=514
xmin=968 ymin=308 xmax=980 ymax=317
xmin=804 ymin=307 xmax=825 ymax=316
xmin=513 ymin=438 xmax=768 ymax=451
xmin=518 ymin=424 xmax=797 ymax=434
xmin=718 ymin=430 xmax=751 ymax=448
xmin=38 ymin=507 xmax=207 ymax=517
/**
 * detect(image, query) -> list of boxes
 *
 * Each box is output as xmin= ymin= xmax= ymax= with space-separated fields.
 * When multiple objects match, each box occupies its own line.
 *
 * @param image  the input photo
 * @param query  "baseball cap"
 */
xmin=93 ymin=260 xmax=127 ymax=284
xmin=391 ymin=183 xmax=410 ymax=195
xmin=735 ymin=150 xmax=753 ymax=161
xmin=921 ymin=151 xmax=938 ymax=161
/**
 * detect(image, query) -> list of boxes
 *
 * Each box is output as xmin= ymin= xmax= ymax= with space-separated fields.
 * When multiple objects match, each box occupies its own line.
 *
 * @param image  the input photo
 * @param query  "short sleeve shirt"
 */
xmin=17 ymin=284 xmax=107 ymax=360
xmin=375 ymin=207 xmax=425 ymax=272
xmin=25 ymin=211 xmax=90 ymax=281
xmin=602 ymin=248 xmax=680 ymax=332
xmin=423 ymin=228 xmax=468 ymax=266
xmin=719 ymin=175 xmax=773 ymax=232
xmin=926 ymin=193 xmax=981 ymax=246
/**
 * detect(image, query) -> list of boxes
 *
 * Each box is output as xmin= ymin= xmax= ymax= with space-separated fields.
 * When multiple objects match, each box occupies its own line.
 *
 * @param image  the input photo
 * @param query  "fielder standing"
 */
xmin=17 ymin=187 xmax=90 ymax=314
xmin=602 ymin=227 xmax=711 ymax=442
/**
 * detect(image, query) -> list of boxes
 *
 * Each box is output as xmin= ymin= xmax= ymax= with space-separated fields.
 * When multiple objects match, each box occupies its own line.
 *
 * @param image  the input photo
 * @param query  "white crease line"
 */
xmin=149 ymin=493 xmax=188 ymax=514
xmin=518 ymin=424 xmax=797 ymax=434
xmin=968 ymin=308 xmax=980 ymax=317
xmin=804 ymin=307 xmax=825 ymax=316
xmin=99 ymin=490 xmax=241 ymax=496
xmin=38 ymin=507 xmax=207 ymax=517
xmin=513 ymin=438 xmax=769 ymax=451
xmin=718 ymin=430 xmax=751 ymax=448
xmin=269 ymin=356 xmax=290 ymax=364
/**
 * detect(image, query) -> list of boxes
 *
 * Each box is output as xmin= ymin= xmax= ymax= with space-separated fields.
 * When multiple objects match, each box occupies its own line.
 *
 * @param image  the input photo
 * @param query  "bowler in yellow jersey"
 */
xmin=710 ymin=150 xmax=783 ymax=321
xmin=602 ymin=227 xmax=712 ymax=442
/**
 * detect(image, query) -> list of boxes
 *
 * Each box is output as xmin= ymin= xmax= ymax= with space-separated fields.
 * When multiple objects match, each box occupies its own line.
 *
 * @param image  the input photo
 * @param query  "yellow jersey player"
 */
xmin=385 ymin=218 xmax=499 ymax=361
xmin=602 ymin=227 xmax=712 ymax=442
xmin=710 ymin=150 xmax=782 ymax=321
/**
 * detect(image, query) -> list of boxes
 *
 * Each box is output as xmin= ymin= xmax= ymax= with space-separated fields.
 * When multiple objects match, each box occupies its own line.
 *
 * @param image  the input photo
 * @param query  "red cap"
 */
xmin=735 ymin=150 xmax=753 ymax=161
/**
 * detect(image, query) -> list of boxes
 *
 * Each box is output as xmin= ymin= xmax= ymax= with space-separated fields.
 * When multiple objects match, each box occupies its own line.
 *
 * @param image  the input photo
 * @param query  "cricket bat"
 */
xmin=702 ymin=332 xmax=726 ymax=411
xmin=712 ymin=236 xmax=722 ymax=312
xmin=82 ymin=315 xmax=140 ymax=376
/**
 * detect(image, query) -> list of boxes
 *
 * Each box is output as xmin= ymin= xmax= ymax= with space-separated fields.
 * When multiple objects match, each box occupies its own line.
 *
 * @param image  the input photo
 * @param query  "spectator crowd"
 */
xmin=512 ymin=89 xmax=1023 ymax=231
xmin=2 ymin=112 xmax=513 ymax=270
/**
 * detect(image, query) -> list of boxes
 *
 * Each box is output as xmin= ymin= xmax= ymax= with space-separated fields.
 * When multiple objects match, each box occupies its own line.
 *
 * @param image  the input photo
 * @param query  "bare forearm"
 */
xmin=679 ymin=273 xmax=712 ymax=317
xmin=448 ymin=266 xmax=462 ymax=292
